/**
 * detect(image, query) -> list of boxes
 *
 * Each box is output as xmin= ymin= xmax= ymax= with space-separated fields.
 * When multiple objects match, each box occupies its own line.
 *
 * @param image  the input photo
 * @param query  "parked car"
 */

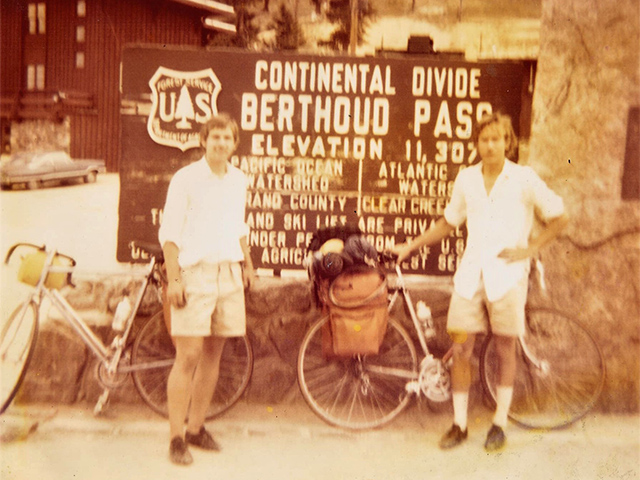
xmin=0 ymin=151 xmax=106 ymax=190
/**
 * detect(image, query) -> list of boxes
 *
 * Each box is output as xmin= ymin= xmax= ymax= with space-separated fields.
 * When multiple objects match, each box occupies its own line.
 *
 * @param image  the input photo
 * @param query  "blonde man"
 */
xmin=159 ymin=113 xmax=254 ymax=465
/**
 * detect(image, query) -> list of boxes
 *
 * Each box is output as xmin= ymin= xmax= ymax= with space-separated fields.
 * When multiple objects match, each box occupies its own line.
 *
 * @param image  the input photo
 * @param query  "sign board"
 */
xmin=118 ymin=45 xmax=531 ymax=275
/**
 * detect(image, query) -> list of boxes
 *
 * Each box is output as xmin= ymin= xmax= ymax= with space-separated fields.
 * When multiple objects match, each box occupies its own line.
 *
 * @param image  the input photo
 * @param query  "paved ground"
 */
xmin=1 ymin=400 xmax=638 ymax=480
xmin=1 ymin=174 xmax=122 ymax=321
xmin=0 ymin=173 xmax=120 ymax=272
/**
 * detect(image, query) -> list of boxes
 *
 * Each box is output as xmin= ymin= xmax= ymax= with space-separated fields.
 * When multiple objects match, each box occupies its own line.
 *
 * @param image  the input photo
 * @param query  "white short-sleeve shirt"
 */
xmin=158 ymin=158 xmax=249 ymax=267
xmin=444 ymin=160 xmax=565 ymax=302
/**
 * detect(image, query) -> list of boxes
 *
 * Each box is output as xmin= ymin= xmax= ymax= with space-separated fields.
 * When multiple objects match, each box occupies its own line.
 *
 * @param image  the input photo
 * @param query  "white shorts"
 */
xmin=447 ymin=274 xmax=527 ymax=338
xmin=170 ymin=262 xmax=246 ymax=337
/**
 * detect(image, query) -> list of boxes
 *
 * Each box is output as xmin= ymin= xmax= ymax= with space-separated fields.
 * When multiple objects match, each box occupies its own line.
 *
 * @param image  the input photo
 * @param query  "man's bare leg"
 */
xmin=491 ymin=334 xmax=517 ymax=427
xmin=167 ymin=336 xmax=203 ymax=464
xmin=484 ymin=333 xmax=517 ymax=451
xmin=440 ymin=332 xmax=476 ymax=449
xmin=186 ymin=336 xmax=226 ymax=434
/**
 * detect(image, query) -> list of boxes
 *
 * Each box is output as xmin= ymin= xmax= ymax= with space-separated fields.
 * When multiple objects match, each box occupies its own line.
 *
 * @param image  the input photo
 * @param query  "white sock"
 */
xmin=493 ymin=386 xmax=513 ymax=428
xmin=452 ymin=392 xmax=469 ymax=431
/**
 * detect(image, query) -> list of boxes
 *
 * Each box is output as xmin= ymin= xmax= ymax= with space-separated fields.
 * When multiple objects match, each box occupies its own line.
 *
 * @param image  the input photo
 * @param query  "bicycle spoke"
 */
xmin=328 ymin=374 xmax=355 ymax=418
xmin=132 ymin=312 xmax=253 ymax=419
xmin=480 ymin=307 xmax=605 ymax=429
xmin=298 ymin=316 xmax=417 ymax=430
xmin=1 ymin=302 xmax=38 ymax=414
xmin=306 ymin=363 xmax=349 ymax=389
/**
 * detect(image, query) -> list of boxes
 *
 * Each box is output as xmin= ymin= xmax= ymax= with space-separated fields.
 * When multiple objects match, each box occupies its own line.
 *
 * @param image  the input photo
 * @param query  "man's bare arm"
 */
xmin=162 ymin=241 xmax=186 ymax=308
xmin=499 ymin=213 xmax=569 ymax=262
xmin=390 ymin=217 xmax=456 ymax=263
xmin=239 ymin=236 xmax=255 ymax=289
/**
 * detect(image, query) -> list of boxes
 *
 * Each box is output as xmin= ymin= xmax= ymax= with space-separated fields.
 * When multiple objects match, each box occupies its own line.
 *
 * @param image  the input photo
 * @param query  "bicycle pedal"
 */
xmin=93 ymin=390 xmax=110 ymax=416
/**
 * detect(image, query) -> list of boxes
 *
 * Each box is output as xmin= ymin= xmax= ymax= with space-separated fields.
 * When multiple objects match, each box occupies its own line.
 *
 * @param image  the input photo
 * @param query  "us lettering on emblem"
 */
xmin=147 ymin=67 xmax=222 ymax=151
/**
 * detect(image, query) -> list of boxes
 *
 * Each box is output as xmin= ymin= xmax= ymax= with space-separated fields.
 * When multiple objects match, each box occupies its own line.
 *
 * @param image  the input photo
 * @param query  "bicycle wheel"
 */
xmin=131 ymin=310 xmax=254 ymax=419
xmin=1 ymin=302 xmax=39 ymax=414
xmin=298 ymin=315 xmax=417 ymax=430
xmin=480 ymin=307 xmax=605 ymax=430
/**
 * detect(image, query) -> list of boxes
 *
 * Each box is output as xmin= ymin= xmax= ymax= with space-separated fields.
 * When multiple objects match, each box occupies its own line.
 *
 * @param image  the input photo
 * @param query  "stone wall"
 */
xmin=526 ymin=0 xmax=640 ymax=412
xmin=15 ymin=264 xmax=638 ymax=414
xmin=8 ymin=119 xmax=70 ymax=154
xmin=15 ymin=275 xmax=455 ymax=410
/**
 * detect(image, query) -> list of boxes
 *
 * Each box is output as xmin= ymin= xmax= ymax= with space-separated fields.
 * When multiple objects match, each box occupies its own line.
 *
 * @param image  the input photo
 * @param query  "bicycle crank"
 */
xmin=418 ymin=355 xmax=451 ymax=403
xmin=95 ymin=356 xmax=130 ymax=389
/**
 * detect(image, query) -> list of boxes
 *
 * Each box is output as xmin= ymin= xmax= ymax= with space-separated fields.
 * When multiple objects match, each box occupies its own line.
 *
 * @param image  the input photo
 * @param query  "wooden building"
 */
xmin=0 ymin=0 xmax=234 ymax=171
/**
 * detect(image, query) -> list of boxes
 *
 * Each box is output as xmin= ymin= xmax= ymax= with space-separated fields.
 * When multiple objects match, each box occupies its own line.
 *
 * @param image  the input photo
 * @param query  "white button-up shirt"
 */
xmin=158 ymin=158 xmax=249 ymax=267
xmin=444 ymin=160 xmax=565 ymax=302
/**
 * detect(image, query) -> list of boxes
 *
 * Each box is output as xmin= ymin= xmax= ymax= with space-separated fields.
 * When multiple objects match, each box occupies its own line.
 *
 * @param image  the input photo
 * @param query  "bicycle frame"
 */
xmin=388 ymin=263 xmax=546 ymax=374
xmin=8 ymin=245 xmax=162 ymax=376
xmin=362 ymin=265 xmax=444 ymax=389
xmin=387 ymin=265 xmax=548 ymax=391
xmin=388 ymin=264 xmax=432 ymax=357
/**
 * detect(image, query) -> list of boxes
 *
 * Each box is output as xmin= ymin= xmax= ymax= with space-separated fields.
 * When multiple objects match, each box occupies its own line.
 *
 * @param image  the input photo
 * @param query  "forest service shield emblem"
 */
xmin=147 ymin=67 xmax=222 ymax=151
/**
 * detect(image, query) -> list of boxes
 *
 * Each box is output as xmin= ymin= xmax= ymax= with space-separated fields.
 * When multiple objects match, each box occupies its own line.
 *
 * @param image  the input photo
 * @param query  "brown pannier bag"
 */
xmin=326 ymin=268 xmax=389 ymax=356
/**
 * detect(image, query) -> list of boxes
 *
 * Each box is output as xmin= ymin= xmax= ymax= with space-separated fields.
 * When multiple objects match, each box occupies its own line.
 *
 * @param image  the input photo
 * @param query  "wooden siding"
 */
xmin=0 ymin=2 xmax=24 ymax=95
xmin=1 ymin=0 xmax=207 ymax=171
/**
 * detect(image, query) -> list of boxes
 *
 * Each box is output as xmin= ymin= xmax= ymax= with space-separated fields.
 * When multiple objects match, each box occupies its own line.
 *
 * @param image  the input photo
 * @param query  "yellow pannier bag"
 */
xmin=327 ymin=268 xmax=389 ymax=357
xmin=17 ymin=250 xmax=71 ymax=289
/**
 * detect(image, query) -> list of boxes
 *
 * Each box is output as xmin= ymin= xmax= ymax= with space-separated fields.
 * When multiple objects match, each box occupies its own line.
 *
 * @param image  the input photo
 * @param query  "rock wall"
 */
xmin=9 ymin=119 xmax=70 ymax=153
xmin=527 ymin=0 xmax=640 ymax=412
xmin=16 ymin=276 xmax=455 ymax=410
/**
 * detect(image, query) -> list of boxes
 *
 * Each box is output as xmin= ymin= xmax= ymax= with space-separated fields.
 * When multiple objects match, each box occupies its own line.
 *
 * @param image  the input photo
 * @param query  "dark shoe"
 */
xmin=439 ymin=424 xmax=468 ymax=449
xmin=169 ymin=437 xmax=193 ymax=465
xmin=484 ymin=424 xmax=506 ymax=452
xmin=185 ymin=426 xmax=221 ymax=451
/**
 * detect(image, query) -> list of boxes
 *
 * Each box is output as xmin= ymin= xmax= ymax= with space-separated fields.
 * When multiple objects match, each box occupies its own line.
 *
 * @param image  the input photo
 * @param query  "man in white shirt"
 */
xmin=159 ymin=113 xmax=255 ymax=465
xmin=392 ymin=112 xmax=568 ymax=452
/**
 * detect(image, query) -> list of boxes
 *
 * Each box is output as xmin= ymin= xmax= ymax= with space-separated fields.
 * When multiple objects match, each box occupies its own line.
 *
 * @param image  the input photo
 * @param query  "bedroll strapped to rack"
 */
xmin=307 ymin=226 xmax=389 ymax=357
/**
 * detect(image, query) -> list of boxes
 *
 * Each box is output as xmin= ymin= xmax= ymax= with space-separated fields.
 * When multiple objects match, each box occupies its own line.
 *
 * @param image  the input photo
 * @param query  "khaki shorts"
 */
xmin=170 ymin=262 xmax=246 ymax=337
xmin=447 ymin=275 xmax=527 ymax=338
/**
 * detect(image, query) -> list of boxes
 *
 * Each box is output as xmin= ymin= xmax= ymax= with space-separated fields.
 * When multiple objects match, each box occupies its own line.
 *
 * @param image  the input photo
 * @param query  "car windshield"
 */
xmin=28 ymin=157 xmax=54 ymax=169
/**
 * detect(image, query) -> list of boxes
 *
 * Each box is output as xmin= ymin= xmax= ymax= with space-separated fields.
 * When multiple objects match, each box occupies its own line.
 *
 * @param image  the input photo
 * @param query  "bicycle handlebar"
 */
xmin=378 ymin=250 xmax=399 ymax=267
xmin=132 ymin=241 xmax=165 ymax=264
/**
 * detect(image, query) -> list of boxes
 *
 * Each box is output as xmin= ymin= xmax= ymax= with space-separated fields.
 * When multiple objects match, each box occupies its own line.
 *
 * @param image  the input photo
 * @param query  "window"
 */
xmin=622 ymin=106 xmax=639 ymax=200
xmin=26 ymin=64 xmax=45 ymax=90
xmin=28 ymin=4 xmax=36 ymax=34
xmin=76 ymin=3 xmax=86 ymax=70
xmin=36 ymin=65 xmax=45 ymax=90
xmin=37 ymin=3 xmax=46 ymax=34
xmin=76 ymin=25 xmax=85 ymax=43
xmin=76 ymin=51 xmax=85 ymax=69
xmin=28 ymin=3 xmax=46 ymax=34
xmin=27 ymin=65 xmax=35 ymax=90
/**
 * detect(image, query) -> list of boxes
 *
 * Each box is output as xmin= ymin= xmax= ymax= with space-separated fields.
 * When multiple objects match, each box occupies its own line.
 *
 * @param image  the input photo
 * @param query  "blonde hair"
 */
xmin=472 ymin=112 xmax=519 ymax=160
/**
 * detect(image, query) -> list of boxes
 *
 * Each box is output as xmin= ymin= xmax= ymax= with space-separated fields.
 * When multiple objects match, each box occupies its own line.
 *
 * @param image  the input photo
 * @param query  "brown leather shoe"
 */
xmin=169 ymin=436 xmax=193 ymax=465
xmin=484 ymin=424 xmax=506 ymax=452
xmin=439 ymin=424 xmax=468 ymax=449
xmin=185 ymin=426 xmax=221 ymax=451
